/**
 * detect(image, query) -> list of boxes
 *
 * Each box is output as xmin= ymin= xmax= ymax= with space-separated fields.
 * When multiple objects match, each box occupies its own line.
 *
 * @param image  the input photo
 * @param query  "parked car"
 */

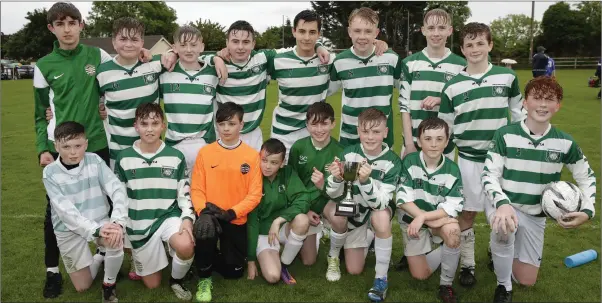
xmin=16 ymin=65 xmax=34 ymax=79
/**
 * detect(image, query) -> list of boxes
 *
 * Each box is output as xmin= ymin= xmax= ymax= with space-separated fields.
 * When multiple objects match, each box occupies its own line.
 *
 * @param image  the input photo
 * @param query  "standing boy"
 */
xmin=438 ymin=22 xmax=524 ymax=287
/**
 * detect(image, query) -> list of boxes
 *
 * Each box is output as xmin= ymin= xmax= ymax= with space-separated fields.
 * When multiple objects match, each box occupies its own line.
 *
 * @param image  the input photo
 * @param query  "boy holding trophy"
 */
xmin=323 ymin=108 xmax=402 ymax=302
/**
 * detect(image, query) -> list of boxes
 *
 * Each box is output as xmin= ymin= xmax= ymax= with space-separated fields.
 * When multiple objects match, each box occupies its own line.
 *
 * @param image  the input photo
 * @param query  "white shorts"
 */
xmin=458 ymin=157 xmax=487 ymax=212
xmin=55 ymin=230 xmax=103 ymax=274
xmin=173 ymin=137 xmax=208 ymax=174
xmin=128 ymin=216 xmax=181 ymax=276
xmin=270 ymin=127 xmax=310 ymax=164
xmin=344 ymin=222 xmax=372 ymax=249
xmin=256 ymin=222 xmax=323 ymax=256
xmin=399 ymin=222 xmax=440 ymax=257
xmin=485 ymin=202 xmax=546 ymax=267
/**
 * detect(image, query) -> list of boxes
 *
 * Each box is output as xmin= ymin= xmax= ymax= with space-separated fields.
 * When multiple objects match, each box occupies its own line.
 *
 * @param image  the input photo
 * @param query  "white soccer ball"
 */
xmin=541 ymin=181 xmax=583 ymax=220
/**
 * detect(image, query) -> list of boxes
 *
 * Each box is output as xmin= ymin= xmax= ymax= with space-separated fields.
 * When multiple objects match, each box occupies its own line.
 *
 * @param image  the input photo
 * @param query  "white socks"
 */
xmin=281 ymin=231 xmax=307 ymax=265
xmin=103 ymin=248 xmax=124 ymax=285
xmin=490 ymin=228 xmax=516 ymax=291
xmin=47 ymin=267 xmax=59 ymax=274
xmin=426 ymin=246 xmax=442 ymax=273
xmin=460 ymin=228 xmax=475 ymax=270
xmin=329 ymin=230 xmax=347 ymax=258
xmin=171 ymin=254 xmax=193 ymax=280
xmin=374 ymin=236 xmax=392 ymax=279
xmin=440 ymin=244 xmax=461 ymax=286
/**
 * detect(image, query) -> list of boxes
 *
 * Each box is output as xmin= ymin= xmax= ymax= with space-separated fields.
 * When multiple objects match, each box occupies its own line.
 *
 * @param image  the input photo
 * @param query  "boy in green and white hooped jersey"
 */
xmin=324 ymin=108 xmax=401 ymax=303
xmin=482 ymin=77 xmax=596 ymax=303
xmin=437 ymin=22 xmax=525 ymax=287
xmin=96 ymin=17 xmax=163 ymax=169
xmin=289 ymin=102 xmax=344 ymax=264
xmin=395 ymin=117 xmax=463 ymax=303
xmin=115 ymin=103 xmax=196 ymax=301
xmin=330 ymin=7 xmax=401 ymax=148
xmin=212 ymin=20 xmax=331 ymax=152
xmin=398 ymin=9 xmax=466 ymax=159
xmin=159 ymin=25 xmax=224 ymax=174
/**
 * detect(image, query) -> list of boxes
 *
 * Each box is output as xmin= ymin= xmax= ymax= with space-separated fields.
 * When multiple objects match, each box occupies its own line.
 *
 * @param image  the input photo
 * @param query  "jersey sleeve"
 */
xmin=100 ymin=48 xmax=113 ymax=64
xmin=43 ymin=169 xmax=101 ymax=241
xmin=509 ymin=75 xmax=525 ymax=122
xmin=481 ymin=130 xmax=511 ymax=208
xmin=439 ymin=174 xmax=464 ymax=218
xmin=438 ymin=83 xmax=457 ymax=154
xmin=359 ymin=157 xmax=402 ymax=210
xmin=398 ymin=61 xmax=412 ymax=113
xmin=176 ymin=156 xmax=195 ymax=222
xmin=191 ymin=150 xmax=208 ymax=215
xmin=97 ymin=156 xmax=128 ymax=228
xmin=230 ymin=153 xmax=263 ymax=219
xmin=33 ymin=65 xmax=51 ymax=154
xmin=564 ymin=140 xmax=596 ymax=219
xmin=329 ymin=60 xmax=340 ymax=82
xmin=246 ymin=207 xmax=260 ymax=261
xmin=395 ymin=161 xmax=415 ymax=206
xmin=279 ymin=169 xmax=311 ymax=222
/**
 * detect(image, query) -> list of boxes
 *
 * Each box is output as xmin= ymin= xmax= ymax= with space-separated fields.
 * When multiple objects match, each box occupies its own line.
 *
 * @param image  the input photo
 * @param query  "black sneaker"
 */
xmin=102 ymin=283 xmax=118 ymax=303
xmin=493 ymin=285 xmax=512 ymax=303
xmin=438 ymin=285 xmax=458 ymax=303
xmin=43 ymin=271 xmax=63 ymax=298
xmin=487 ymin=247 xmax=494 ymax=272
xmin=394 ymin=255 xmax=408 ymax=271
xmin=458 ymin=267 xmax=476 ymax=287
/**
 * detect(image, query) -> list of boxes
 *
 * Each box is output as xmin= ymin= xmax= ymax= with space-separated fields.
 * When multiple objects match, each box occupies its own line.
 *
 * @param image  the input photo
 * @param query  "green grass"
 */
xmin=1 ymin=69 xmax=600 ymax=302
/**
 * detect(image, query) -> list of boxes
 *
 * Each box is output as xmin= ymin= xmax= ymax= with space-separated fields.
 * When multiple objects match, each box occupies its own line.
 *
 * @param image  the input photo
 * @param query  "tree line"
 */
xmin=2 ymin=1 xmax=600 ymax=62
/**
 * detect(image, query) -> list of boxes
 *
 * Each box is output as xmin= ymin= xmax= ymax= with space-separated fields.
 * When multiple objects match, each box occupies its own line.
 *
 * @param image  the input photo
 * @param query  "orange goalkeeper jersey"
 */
xmin=191 ymin=140 xmax=262 ymax=225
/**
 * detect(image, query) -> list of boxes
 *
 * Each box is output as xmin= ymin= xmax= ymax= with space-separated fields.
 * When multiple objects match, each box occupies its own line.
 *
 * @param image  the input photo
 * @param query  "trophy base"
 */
xmin=335 ymin=203 xmax=357 ymax=217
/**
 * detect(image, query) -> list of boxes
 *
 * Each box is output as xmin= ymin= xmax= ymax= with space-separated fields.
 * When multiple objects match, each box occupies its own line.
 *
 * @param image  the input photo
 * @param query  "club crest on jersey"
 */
xmin=437 ymin=184 xmax=445 ymax=194
xmin=545 ymin=149 xmax=562 ymax=163
xmin=202 ymin=84 xmax=215 ymax=95
xmin=376 ymin=64 xmax=389 ymax=75
xmin=488 ymin=140 xmax=496 ymax=151
xmin=413 ymin=71 xmax=421 ymax=79
xmin=492 ymin=85 xmax=507 ymax=97
xmin=161 ymin=166 xmax=175 ymax=177
xmin=250 ymin=65 xmax=261 ymax=74
xmin=463 ymin=91 xmax=470 ymax=101
xmin=444 ymin=72 xmax=454 ymax=82
xmin=278 ymin=184 xmax=286 ymax=193
xmin=298 ymin=155 xmax=308 ymax=165
xmin=241 ymin=163 xmax=251 ymax=174
xmin=112 ymin=82 xmax=120 ymax=89
xmin=318 ymin=64 xmax=329 ymax=74
xmin=399 ymin=174 xmax=408 ymax=184
xmin=143 ymin=73 xmax=156 ymax=84
xmin=415 ymin=178 xmax=424 ymax=187
xmin=84 ymin=64 xmax=96 ymax=76
xmin=347 ymin=70 xmax=354 ymax=78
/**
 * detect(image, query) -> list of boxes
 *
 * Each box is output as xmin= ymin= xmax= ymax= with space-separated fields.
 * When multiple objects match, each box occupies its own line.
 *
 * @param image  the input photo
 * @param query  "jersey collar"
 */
xmin=361 ymin=142 xmax=390 ymax=160
xmin=133 ymin=140 xmax=166 ymax=159
xmin=419 ymin=151 xmax=445 ymax=175
xmin=420 ymin=47 xmax=452 ymax=64
xmin=53 ymin=40 xmax=83 ymax=58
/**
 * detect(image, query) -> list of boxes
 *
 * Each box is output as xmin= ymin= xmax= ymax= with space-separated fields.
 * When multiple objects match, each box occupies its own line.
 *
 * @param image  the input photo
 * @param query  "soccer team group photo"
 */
xmin=1 ymin=1 xmax=600 ymax=303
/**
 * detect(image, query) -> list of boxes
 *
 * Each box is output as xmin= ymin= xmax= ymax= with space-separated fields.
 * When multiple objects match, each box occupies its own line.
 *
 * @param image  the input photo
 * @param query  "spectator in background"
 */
xmin=545 ymin=56 xmax=556 ymax=77
xmin=532 ymin=46 xmax=548 ymax=78
xmin=596 ymin=59 xmax=601 ymax=99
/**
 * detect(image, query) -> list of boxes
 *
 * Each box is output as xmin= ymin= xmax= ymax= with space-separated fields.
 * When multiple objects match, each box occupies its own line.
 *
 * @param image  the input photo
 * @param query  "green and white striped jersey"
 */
xmin=395 ymin=151 xmax=464 ymax=224
xmin=97 ymin=56 xmax=163 ymax=161
xmin=114 ymin=141 xmax=195 ymax=249
xmin=270 ymin=47 xmax=334 ymax=136
xmin=160 ymin=61 xmax=218 ymax=145
xmin=482 ymin=121 xmax=596 ymax=218
xmin=438 ymin=63 xmax=525 ymax=163
xmin=326 ymin=143 xmax=402 ymax=230
xmin=399 ymin=48 xmax=466 ymax=145
xmin=215 ymin=50 xmax=276 ymax=135
xmin=330 ymin=47 xmax=401 ymax=147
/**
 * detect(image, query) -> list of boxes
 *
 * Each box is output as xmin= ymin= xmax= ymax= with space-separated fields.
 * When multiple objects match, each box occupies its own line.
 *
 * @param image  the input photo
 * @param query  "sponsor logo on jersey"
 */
xmin=298 ymin=155 xmax=308 ymax=165
xmin=545 ymin=149 xmax=562 ymax=163
xmin=241 ymin=163 xmax=250 ymax=174
xmin=463 ymin=91 xmax=470 ymax=101
xmin=318 ymin=64 xmax=329 ymax=74
xmin=161 ymin=166 xmax=175 ymax=177
xmin=378 ymin=169 xmax=386 ymax=180
xmin=376 ymin=64 xmax=389 ymax=75
xmin=85 ymin=64 xmax=96 ymax=76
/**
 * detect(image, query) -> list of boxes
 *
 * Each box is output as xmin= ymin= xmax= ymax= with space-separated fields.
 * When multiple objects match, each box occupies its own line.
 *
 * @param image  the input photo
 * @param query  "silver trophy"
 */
xmin=335 ymin=161 xmax=361 ymax=217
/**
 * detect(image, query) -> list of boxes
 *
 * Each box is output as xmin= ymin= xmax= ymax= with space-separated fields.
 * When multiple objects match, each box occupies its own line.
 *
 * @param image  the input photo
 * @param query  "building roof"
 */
xmin=80 ymin=35 xmax=168 ymax=54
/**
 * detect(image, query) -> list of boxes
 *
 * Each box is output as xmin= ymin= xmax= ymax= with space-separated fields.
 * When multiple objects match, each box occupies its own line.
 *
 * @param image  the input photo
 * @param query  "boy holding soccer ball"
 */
xmin=481 ymin=76 xmax=596 ymax=303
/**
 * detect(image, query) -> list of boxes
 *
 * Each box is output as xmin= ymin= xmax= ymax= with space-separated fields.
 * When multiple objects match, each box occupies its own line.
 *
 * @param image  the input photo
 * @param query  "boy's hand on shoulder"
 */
xmin=358 ymin=159 xmax=372 ymax=184
xmin=40 ymin=152 xmax=54 ymax=167
xmin=374 ymin=39 xmax=389 ymax=56
xmin=557 ymin=212 xmax=589 ymax=229
xmin=216 ymin=48 xmax=231 ymax=62
xmin=421 ymin=96 xmax=441 ymax=110
xmin=311 ymin=167 xmax=325 ymax=190
xmin=403 ymin=144 xmax=417 ymax=158
xmin=316 ymin=46 xmax=330 ymax=64
xmin=212 ymin=56 xmax=228 ymax=86
xmin=161 ymin=50 xmax=178 ymax=72
xmin=45 ymin=107 xmax=53 ymax=122
xmin=139 ymin=48 xmax=152 ymax=63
